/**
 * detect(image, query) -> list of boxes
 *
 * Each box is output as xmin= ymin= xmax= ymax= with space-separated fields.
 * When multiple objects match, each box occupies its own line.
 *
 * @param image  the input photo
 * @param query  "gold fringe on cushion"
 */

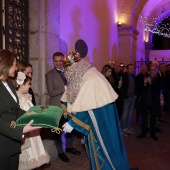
xmin=51 ymin=127 xmax=63 ymax=134
xmin=10 ymin=121 xmax=17 ymax=128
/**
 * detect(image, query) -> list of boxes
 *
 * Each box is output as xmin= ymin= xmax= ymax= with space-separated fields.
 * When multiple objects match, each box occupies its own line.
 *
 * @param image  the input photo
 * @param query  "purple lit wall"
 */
xmin=60 ymin=0 xmax=118 ymax=71
xmin=136 ymin=19 xmax=145 ymax=62
xmin=150 ymin=50 xmax=170 ymax=62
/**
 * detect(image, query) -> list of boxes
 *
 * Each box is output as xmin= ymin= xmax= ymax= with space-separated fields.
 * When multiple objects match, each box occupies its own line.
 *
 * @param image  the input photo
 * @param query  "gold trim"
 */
xmin=90 ymin=130 xmax=100 ymax=170
xmin=70 ymin=115 xmax=100 ymax=169
xmin=10 ymin=121 xmax=16 ymax=128
xmin=59 ymin=104 xmax=103 ymax=169
xmin=72 ymin=116 xmax=91 ymax=131
xmin=60 ymin=104 xmax=69 ymax=118
xmin=60 ymin=104 xmax=91 ymax=131
xmin=17 ymin=123 xmax=63 ymax=134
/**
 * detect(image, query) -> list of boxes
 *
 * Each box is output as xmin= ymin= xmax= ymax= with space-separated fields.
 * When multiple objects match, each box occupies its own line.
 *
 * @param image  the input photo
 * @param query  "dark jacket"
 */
xmin=120 ymin=72 xmax=136 ymax=99
xmin=29 ymin=87 xmax=36 ymax=105
xmin=0 ymin=80 xmax=24 ymax=158
xmin=140 ymin=74 xmax=162 ymax=110
xmin=135 ymin=73 xmax=146 ymax=100
xmin=112 ymin=71 xmax=123 ymax=94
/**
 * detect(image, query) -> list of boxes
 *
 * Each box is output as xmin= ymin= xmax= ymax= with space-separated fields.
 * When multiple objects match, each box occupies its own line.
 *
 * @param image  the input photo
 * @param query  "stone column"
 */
xmin=145 ymin=41 xmax=153 ymax=62
xmin=29 ymin=0 xmax=60 ymax=105
xmin=29 ymin=0 xmax=61 ymax=158
xmin=118 ymin=26 xmax=139 ymax=65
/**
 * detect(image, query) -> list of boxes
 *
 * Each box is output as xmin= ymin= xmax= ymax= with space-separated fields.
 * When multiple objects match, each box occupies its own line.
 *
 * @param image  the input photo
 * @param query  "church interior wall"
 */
xmin=60 ymin=0 xmax=119 ymax=71
xmin=150 ymin=50 xmax=170 ymax=62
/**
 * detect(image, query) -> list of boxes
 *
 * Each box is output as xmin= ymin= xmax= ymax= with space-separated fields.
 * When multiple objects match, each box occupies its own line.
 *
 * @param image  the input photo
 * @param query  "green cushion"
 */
xmin=16 ymin=105 xmax=64 ymax=131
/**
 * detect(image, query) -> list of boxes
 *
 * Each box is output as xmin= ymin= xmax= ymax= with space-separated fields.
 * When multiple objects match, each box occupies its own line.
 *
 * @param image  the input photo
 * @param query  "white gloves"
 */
xmin=62 ymin=122 xmax=73 ymax=133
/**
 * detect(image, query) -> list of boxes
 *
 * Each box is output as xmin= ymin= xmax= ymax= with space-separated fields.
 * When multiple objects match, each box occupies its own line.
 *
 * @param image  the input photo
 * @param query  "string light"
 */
xmin=140 ymin=16 xmax=170 ymax=38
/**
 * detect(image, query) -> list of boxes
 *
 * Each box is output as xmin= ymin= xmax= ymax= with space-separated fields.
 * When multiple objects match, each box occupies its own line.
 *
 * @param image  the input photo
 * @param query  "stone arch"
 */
xmin=118 ymin=0 xmax=148 ymax=27
xmin=117 ymin=0 xmax=170 ymax=65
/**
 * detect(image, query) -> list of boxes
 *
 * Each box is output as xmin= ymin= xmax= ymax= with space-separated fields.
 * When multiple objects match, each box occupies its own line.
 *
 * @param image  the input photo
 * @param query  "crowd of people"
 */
xmin=0 ymin=49 xmax=130 ymax=170
xmin=0 ymin=48 xmax=170 ymax=170
xmin=102 ymin=60 xmax=170 ymax=141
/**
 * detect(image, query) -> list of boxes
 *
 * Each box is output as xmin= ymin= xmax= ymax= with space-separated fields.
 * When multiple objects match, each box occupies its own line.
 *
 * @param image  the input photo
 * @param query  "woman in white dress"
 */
xmin=16 ymin=72 xmax=50 ymax=170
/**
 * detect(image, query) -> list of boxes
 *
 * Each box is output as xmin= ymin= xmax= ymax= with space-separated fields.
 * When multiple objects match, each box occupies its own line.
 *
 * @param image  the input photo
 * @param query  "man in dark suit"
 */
xmin=135 ymin=65 xmax=148 ymax=123
xmin=45 ymin=52 xmax=80 ymax=162
xmin=137 ymin=65 xmax=162 ymax=141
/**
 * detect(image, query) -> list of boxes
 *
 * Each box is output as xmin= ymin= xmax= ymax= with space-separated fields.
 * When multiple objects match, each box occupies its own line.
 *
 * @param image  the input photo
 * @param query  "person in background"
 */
xmin=45 ymin=52 xmax=80 ymax=162
xmin=16 ymin=72 xmax=50 ymax=170
xmin=101 ymin=64 xmax=114 ymax=88
xmin=164 ymin=64 xmax=170 ymax=114
xmin=157 ymin=63 xmax=167 ymax=124
xmin=108 ymin=61 xmax=115 ymax=72
xmin=150 ymin=60 xmax=159 ymax=69
xmin=17 ymin=61 xmax=36 ymax=105
xmin=112 ymin=61 xmax=124 ymax=120
xmin=121 ymin=64 xmax=136 ymax=136
xmin=120 ymin=63 xmax=127 ymax=73
xmin=135 ymin=65 xmax=148 ymax=123
xmin=0 ymin=49 xmax=40 ymax=170
xmin=137 ymin=65 xmax=162 ymax=141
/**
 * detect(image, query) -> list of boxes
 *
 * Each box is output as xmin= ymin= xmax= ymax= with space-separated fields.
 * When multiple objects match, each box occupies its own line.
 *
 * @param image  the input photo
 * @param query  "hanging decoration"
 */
xmin=140 ymin=15 xmax=170 ymax=38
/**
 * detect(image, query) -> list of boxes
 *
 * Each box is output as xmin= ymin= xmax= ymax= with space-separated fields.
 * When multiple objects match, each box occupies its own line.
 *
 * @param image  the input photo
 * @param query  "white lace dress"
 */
xmin=17 ymin=91 xmax=50 ymax=170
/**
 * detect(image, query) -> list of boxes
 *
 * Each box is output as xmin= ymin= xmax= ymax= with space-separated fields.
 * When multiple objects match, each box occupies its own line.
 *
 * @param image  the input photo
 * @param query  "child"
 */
xmin=16 ymin=72 xmax=50 ymax=170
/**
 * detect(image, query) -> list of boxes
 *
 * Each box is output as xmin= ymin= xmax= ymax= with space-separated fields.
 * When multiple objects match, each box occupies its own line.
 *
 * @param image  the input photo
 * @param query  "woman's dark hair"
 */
xmin=0 ymin=49 xmax=16 ymax=81
xmin=101 ymin=64 xmax=114 ymax=85
xmin=17 ymin=60 xmax=32 ymax=72
xmin=101 ymin=64 xmax=112 ymax=77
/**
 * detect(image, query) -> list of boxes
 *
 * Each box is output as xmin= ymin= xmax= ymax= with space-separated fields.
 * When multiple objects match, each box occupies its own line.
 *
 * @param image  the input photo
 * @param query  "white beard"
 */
xmin=65 ymin=59 xmax=92 ymax=104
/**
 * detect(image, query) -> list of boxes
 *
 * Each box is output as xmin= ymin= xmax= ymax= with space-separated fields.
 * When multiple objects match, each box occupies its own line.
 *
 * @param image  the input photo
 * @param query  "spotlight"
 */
xmin=117 ymin=22 xmax=122 ymax=27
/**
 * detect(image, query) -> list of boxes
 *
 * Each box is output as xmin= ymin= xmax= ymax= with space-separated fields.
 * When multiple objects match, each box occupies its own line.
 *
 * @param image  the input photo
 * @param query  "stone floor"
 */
xmin=37 ymin=110 xmax=170 ymax=170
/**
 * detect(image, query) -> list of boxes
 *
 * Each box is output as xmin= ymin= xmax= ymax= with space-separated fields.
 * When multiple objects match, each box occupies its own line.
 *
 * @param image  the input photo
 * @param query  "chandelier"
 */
xmin=140 ymin=16 xmax=170 ymax=38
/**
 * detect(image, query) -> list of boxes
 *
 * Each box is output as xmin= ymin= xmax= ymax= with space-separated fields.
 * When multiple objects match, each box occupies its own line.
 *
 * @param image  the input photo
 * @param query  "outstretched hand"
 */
xmin=23 ymin=120 xmax=42 ymax=134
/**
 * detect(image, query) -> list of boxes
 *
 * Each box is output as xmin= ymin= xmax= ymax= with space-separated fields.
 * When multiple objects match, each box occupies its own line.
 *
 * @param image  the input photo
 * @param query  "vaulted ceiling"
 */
xmin=118 ymin=0 xmax=170 ymax=28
